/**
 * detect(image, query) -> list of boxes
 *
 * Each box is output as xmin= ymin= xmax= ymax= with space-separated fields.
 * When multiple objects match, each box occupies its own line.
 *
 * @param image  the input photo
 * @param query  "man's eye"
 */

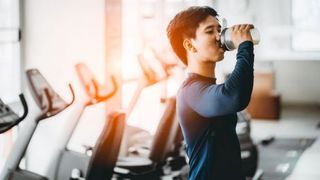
xmin=206 ymin=31 xmax=213 ymax=34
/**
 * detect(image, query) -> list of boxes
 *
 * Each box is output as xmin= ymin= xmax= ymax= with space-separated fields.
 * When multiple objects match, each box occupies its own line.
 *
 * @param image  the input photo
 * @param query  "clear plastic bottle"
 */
xmin=220 ymin=28 xmax=260 ymax=51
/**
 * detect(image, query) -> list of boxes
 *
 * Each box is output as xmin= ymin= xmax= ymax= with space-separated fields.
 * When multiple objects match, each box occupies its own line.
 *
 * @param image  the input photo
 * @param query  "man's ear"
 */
xmin=183 ymin=39 xmax=197 ymax=53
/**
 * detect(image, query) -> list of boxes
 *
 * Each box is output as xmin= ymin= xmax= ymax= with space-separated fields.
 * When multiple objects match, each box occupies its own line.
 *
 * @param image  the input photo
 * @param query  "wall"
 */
xmin=21 ymin=0 xmax=107 ymax=177
xmin=217 ymin=0 xmax=320 ymax=104
xmin=23 ymin=0 xmax=106 ymax=86
xmin=274 ymin=61 xmax=320 ymax=105
xmin=15 ymin=0 xmax=320 ymax=176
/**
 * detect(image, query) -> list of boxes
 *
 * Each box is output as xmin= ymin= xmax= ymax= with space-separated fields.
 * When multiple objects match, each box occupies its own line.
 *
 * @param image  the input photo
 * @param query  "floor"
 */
xmin=1 ymin=104 xmax=320 ymax=178
xmin=251 ymin=105 xmax=320 ymax=141
xmin=249 ymin=105 xmax=320 ymax=180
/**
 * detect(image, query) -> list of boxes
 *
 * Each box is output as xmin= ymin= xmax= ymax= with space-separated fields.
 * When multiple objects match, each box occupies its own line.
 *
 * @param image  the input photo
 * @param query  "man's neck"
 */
xmin=187 ymin=61 xmax=216 ymax=79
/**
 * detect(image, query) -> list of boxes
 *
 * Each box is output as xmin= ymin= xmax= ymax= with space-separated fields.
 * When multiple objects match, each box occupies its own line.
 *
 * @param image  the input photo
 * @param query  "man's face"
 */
xmin=191 ymin=15 xmax=225 ymax=62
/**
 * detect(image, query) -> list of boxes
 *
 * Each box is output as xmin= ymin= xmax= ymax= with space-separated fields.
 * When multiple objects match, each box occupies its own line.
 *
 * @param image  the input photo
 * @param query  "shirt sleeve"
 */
xmin=184 ymin=41 xmax=254 ymax=118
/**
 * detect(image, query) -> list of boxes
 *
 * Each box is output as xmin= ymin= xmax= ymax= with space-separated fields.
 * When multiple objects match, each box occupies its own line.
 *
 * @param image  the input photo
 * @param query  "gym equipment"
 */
xmin=59 ymin=55 xmax=152 ymax=169
xmin=109 ymin=51 xmax=187 ymax=179
xmin=117 ymin=51 xmax=171 ymax=155
xmin=0 ymin=69 xmax=75 ymax=180
xmin=0 ymin=94 xmax=28 ymax=134
xmin=74 ymin=63 xmax=117 ymax=105
xmin=114 ymin=97 xmax=187 ymax=179
xmin=56 ymin=59 xmax=161 ymax=180
xmin=221 ymin=73 xmax=259 ymax=177
xmin=118 ymin=103 xmax=257 ymax=179
xmin=54 ymin=63 xmax=120 ymax=180
xmin=150 ymin=47 xmax=178 ymax=103
xmin=1 ymin=67 xmax=120 ymax=180
xmin=236 ymin=110 xmax=259 ymax=177
xmin=70 ymin=59 xmax=186 ymax=180
xmin=126 ymin=53 xmax=168 ymax=116
xmin=64 ymin=110 xmax=125 ymax=180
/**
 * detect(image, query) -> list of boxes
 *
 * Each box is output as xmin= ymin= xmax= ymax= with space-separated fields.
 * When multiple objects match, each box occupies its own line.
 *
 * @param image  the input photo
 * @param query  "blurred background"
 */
xmin=0 ymin=0 xmax=320 ymax=179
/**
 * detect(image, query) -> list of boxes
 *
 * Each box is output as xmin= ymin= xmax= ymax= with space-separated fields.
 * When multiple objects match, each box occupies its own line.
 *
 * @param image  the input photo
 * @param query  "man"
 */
xmin=166 ymin=6 xmax=254 ymax=180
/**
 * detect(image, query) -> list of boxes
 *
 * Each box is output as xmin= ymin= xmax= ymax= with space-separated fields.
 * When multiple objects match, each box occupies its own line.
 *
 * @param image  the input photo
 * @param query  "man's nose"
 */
xmin=216 ymin=32 xmax=221 ymax=41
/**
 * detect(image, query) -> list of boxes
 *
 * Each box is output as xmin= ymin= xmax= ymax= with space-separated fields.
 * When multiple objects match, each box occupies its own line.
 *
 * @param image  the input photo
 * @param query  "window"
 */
xmin=0 ymin=0 xmax=21 ymax=170
xmin=0 ymin=0 xmax=21 ymax=103
xmin=292 ymin=0 xmax=320 ymax=51
xmin=121 ymin=0 xmax=186 ymax=135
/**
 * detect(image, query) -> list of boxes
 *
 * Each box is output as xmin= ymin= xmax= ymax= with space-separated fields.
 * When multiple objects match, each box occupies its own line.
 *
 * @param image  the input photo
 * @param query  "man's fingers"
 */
xmin=239 ymin=25 xmax=247 ymax=31
xmin=244 ymin=24 xmax=254 ymax=31
xmin=240 ymin=24 xmax=253 ymax=31
xmin=232 ymin=24 xmax=254 ymax=32
xmin=232 ymin=25 xmax=240 ymax=32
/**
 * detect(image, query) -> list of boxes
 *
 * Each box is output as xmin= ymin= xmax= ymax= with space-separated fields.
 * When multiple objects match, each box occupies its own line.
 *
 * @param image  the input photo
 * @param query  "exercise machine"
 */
xmin=114 ymin=97 xmax=187 ymax=180
xmin=54 ymin=63 xmax=120 ymax=180
xmin=1 ymin=67 xmax=120 ymax=180
xmin=0 ymin=94 xmax=28 ymax=134
xmin=69 ymin=60 xmax=187 ymax=180
xmin=0 ymin=69 xmax=75 ymax=180
xmin=236 ymin=110 xmax=259 ymax=177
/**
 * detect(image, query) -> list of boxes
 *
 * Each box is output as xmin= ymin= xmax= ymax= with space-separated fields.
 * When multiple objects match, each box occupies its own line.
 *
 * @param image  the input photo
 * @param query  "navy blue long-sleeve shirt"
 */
xmin=176 ymin=41 xmax=254 ymax=180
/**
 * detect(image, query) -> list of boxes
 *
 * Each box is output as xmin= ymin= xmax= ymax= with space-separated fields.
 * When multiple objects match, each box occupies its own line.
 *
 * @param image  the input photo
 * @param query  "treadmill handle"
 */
xmin=91 ymin=75 xmax=118 ymax=103
xmin=36 ymin=84 xmax=75 ymax=121
xmin=17 ymin=94 xmax=28 ymax=122
xmin=0 ymin=94 xmax=29 ymax=133
xmin=67 ymin=83 xmax=76 ymax=106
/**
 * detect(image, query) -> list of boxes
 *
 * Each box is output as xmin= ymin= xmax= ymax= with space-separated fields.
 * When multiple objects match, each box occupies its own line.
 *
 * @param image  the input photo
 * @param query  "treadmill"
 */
xmin=0 ymin=94 xmax=28 ymax=134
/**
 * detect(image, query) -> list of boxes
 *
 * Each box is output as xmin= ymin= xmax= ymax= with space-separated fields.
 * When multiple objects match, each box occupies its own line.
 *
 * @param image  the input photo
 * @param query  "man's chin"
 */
xmin=216 ymin=54 xmax=224 ymax=62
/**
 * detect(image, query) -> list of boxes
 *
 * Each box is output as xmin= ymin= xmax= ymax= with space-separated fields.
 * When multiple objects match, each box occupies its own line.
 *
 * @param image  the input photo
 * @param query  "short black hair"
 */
xmin=166 ymin=6 xmax=218 ymax=65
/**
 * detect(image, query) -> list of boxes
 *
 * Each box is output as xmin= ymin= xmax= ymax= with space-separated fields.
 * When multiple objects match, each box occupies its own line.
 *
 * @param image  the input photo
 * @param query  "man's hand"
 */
xmin=231 ymin=24 xmax=254 ymax=49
